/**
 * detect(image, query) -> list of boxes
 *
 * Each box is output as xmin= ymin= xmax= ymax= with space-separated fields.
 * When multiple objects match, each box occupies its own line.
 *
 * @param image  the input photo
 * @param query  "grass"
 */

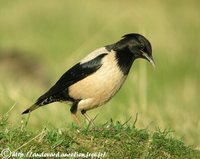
xmin=0 ymin=113 xmax=199 ymax=159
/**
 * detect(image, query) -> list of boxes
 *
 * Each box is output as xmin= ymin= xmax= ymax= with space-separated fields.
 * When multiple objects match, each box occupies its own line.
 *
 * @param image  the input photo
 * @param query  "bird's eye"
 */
xmin=139 ymin=44 xmax=144 ymax=50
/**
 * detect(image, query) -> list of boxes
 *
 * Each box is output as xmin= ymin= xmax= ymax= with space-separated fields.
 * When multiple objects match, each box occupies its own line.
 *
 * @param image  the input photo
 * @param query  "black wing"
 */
xmin=35 ymin=53 xmax=108 ymax=105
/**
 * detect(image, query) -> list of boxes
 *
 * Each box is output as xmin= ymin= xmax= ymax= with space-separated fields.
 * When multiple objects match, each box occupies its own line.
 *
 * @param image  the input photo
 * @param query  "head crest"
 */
xmin=122 ymin=33 xmax=145 ymax=39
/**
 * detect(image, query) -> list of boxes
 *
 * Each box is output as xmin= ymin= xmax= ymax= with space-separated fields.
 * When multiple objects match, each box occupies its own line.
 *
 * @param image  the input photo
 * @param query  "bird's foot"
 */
xmin=71 ymin=113 xmax=83 ymax=128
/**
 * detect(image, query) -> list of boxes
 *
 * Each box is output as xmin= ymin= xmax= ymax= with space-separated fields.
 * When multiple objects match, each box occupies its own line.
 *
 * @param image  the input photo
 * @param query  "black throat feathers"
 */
xmin=115 ymin=48 xmax=135 ymax=75
xmin=106 ymin=44 xmax=135 ymax=75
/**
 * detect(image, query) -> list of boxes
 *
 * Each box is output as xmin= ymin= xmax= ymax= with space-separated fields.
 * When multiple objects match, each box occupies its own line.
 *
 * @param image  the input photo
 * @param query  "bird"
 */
xmin=22 ymin=33 xmax=155 ymax=127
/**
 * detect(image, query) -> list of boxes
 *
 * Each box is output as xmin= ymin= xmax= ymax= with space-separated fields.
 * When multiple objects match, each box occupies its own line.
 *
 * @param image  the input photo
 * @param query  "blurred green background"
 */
xmin=0 ymin=0 xmax=199 ymax=145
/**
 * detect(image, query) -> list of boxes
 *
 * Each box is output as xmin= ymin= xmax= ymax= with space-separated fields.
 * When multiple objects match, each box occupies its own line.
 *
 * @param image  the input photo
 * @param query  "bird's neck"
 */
xmin=115 ymin=48 xmax=135 ymax=75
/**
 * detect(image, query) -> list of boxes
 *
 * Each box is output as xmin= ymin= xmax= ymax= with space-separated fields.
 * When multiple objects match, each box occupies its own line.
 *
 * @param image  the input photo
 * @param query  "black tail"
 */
xmin=22 ymin=95 xmax=58 ymax=114
xmin=22 ymin=104 xmax=40 ymax=114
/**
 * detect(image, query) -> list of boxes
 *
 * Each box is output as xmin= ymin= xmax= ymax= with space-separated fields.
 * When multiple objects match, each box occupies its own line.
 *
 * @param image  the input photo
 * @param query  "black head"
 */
xmin=114 ymin=33 xmax=155 ymax=67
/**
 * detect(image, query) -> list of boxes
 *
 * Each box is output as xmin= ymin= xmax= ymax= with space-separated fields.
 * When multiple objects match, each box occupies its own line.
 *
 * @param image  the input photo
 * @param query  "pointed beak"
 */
xmin=142 ymin=52 xmax=155 ymax=68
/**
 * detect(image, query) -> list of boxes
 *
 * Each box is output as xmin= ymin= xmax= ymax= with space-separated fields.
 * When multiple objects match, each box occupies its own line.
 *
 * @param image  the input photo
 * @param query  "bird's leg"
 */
xmin=71 ymin=113 xmax=83 ymax=128
xmin=70 ymin=102 xmax=83 ymax=128
xmin=81 ymin=110 xmax=95 ymax=127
